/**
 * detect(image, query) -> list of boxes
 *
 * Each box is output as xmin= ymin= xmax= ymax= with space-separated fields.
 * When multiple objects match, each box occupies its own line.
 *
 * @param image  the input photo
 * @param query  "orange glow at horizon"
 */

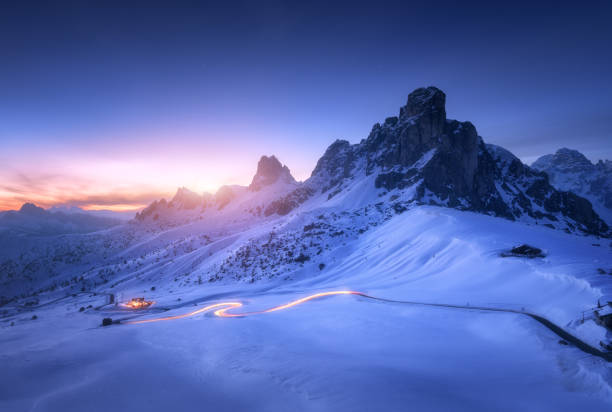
xmin=82 ymin=203 xmax=148 ymax=212
xmin=0 ymin=153 xmax=249 ymax=212
xmin=125 ymin=291 xmax=365 ymax=324
xmin=1 ymin=126 xmax=315 ymax=212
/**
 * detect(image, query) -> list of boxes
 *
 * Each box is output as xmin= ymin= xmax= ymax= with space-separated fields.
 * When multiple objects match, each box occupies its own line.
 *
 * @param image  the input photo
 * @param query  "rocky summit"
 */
xmin=249 ymin=155 xmax=296 ymax=191
xmin=280 ymin=87 xmax=608 ymax=237
xmin=532 ymin=148 xmax=612 ymax=225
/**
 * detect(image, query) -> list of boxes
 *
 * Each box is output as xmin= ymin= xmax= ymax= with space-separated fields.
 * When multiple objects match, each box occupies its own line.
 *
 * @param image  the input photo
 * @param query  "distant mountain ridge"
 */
xmin=0 ymin=203 xmax=122 ymax=236
xmin=532 ymin=148 xmax=612 ymax=225
xmin=49 ymin=205 xmax=136 ymax=221
xmin=134 ymin=155 xmax=299 ymax=225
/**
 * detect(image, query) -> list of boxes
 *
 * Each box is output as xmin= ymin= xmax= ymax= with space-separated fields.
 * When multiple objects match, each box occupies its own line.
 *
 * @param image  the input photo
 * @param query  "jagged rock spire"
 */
xmin=400 ymin=86 xmax=446 ymax=118
xmin=249 ymin=155 xmax=296 ymax=191
xmin=399 ymin=86 xmax=446 ymax=139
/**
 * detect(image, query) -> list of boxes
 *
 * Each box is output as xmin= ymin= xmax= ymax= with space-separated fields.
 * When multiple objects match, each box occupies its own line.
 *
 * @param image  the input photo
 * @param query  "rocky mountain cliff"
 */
xmin=281 ymin=87 xmax=608 ymax=236
xmin=532 ymin=148 xmax=611 ymax=224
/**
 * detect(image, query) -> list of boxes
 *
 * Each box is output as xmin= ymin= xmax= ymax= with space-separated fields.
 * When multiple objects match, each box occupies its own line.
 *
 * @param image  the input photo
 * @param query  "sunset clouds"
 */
xmin=0 ymin=132 xmax=313 ymax=212
xmin=0 ymin=168 xmax=168 ymax=211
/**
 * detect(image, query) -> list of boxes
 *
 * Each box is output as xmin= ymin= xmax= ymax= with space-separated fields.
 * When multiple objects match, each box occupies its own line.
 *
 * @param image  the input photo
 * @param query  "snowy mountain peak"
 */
xmin=533 ymin=148 xmax=595 ymax=174
xmin=532 ymin=148 xmax=612 ymax=225
xmin=249 ymin=155 xmax=296 ymax=191
xmin=303 ymin=87 xmax=609 ymax=236
xmin=169 ymin=187 xmax=203 ymax=210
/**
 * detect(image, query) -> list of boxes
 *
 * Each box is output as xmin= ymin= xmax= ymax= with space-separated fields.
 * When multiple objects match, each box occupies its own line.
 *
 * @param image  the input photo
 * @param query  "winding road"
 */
xmin=123 ymin=290 xmax=612 ymax=362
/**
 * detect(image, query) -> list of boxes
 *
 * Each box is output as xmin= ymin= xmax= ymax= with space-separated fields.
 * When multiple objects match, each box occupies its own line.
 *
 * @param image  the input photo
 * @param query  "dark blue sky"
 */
xmin=1 ymin=1 xmax=611 ymax=209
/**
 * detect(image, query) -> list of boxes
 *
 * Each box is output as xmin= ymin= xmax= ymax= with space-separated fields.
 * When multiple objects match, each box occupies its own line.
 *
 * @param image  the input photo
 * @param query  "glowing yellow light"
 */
xmin=127 ymin=302 xmax=241 ymax=324
xmin=125 ymin=291 xmax=364 ymax=324
xmin=123 ymin=297 xmax=155 ymax=310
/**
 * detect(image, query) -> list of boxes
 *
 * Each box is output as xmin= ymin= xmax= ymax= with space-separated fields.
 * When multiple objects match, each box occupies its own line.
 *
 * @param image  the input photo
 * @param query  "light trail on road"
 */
xmin=121 ymin=290 xmax=612 ymax=362
xmin=126 ymin=302 xmax=242 ymax=324
xmin=125 ymin=291 xmax=364 ymax=323
xmin=215 ymin=291 xmax=365 ymax=317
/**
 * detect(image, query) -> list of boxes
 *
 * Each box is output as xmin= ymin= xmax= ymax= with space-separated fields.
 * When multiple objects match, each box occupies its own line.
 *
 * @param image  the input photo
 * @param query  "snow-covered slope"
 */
xmin=532 ymin=148 xmax=612 ymax=225
xmin=2 ymin=206 xmax=612 ymax=411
